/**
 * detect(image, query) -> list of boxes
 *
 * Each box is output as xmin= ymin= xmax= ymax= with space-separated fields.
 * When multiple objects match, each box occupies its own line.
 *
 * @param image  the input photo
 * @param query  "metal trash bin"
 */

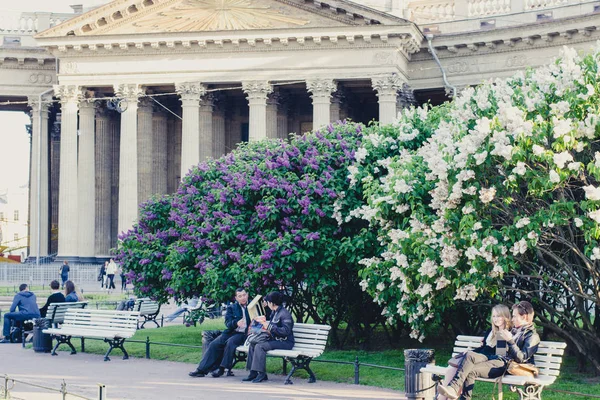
xmin=404 ymin=349 xmax=436 ymax=400
xmin=32 ymin=319 xmax=52 ymax=353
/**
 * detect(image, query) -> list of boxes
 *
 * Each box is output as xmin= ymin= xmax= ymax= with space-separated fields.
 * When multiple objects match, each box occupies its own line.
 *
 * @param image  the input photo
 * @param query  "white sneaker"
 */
xmin=438 ymin=385 xmax=459 ymax=400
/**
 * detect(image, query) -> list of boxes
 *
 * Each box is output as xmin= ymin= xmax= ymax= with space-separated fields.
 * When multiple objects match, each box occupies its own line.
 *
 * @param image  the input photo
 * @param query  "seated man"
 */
xmin=189 ymin=288 xmax=250 ymax=378
xmin=1 ymin=284 xmax=41 ymax=343
xmin=39 ymin=280 xmax=66 ymax=318
xmin=166 ymin=296 xmax=200 ymax=322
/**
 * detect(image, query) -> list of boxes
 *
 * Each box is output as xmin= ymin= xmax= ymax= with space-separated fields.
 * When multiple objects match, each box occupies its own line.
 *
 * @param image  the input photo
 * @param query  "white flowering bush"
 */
xmin=352 ymin=47 xmax=600 ymax=371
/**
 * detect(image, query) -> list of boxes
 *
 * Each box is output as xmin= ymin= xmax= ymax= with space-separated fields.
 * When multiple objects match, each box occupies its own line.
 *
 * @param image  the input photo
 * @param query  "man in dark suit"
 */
xmin=189 ymin=288 xmax=250 ymax=378
xmin=39 ymin=280 xmax=66 ymax=318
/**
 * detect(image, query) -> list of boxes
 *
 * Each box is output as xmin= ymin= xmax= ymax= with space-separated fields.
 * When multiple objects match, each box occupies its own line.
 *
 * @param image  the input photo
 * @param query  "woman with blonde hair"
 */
xmin=438 ymin=304 xmax=512 ymax=400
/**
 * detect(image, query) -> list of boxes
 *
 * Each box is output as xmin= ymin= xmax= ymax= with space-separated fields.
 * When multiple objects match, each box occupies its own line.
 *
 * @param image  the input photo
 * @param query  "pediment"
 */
xmin=37 ymin=0 xmax=409 ymax=38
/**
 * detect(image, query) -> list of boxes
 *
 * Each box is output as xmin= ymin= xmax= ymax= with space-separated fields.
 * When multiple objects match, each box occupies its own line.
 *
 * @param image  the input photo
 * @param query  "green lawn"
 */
xmin=37 ymin=319 xmax=600 ymax=400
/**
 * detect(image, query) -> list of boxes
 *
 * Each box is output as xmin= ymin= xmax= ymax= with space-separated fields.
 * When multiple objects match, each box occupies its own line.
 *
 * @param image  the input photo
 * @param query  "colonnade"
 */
xmin=27 ymin=74 xmax=406 ymax=260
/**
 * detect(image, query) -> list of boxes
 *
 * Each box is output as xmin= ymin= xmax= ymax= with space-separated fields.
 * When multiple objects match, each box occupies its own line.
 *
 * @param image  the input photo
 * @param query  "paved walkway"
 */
xmin=0 ymin=344 xmax=406 ymax=400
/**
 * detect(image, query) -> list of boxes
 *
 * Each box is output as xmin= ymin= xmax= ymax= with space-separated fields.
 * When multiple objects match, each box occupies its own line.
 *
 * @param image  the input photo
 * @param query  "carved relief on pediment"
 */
xmin=130 ymin=0 xmax=311 ymax=32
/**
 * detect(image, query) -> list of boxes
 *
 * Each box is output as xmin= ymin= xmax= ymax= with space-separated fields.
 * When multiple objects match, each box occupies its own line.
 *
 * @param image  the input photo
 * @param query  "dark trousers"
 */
xmin=449 ymin=351 xmax=506 ymax=400
xmin=3 ymin=312 xmax=39 ymax=337
xmin=246 ymin=340 xmax=294 ymax=373
xmin=197 ymin=332 xmax=245 ymax=372
xmin=121 ymin=274 xmax=126 ymax=290
xmin=61 ymin=275 xmax=68 ymax=288
xmin=108 ymin=274 xmax=115 ymax=289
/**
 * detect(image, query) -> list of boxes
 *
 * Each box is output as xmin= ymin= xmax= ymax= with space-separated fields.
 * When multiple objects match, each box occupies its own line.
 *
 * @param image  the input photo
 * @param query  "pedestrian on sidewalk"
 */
xmin=59 ymin=261 xmax=70 ymax=289
xmin=107 ymin=259 xmax=117 ymax=290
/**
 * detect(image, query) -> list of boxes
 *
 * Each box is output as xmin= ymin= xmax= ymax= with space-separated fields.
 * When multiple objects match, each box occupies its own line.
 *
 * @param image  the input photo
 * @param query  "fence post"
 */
xmin=404 ymin=349 xmax=435 ymax=400
xmin=354 ymin=356 xmax=360 ymax=384
xmin=282 ymin=359 xmax=287 ymax=375
xmin=97 ymin=384 xmax=106 ymax=400
xmin=161 ymin=315 xmax=164 ymax=327
xmin=81 ymin=337 xmax=85 ymax=353
xmin=4 ymin=375 xmax=9 ymax=399
xmin=146 ymin=336 xmax=151 ymax=359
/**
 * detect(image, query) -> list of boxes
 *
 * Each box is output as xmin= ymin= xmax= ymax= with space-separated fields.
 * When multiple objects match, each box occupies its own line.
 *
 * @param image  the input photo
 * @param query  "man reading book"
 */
xmin=189 ymin=288 xmax=251 ymax=378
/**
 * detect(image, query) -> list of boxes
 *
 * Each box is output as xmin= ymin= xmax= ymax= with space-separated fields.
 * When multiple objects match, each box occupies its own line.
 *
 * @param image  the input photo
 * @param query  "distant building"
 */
xmin=0 ymin=186 xmax=29 ymax=259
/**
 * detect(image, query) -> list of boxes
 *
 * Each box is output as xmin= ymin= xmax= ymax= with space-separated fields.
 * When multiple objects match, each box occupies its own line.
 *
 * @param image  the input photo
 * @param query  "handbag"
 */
xmin=245 ymin=331 xmax=270 ymax=346
xmin=448 ymin=352 xmax=465 ymax=368
xmin=507 ymin=361 xmax=539 ymax=377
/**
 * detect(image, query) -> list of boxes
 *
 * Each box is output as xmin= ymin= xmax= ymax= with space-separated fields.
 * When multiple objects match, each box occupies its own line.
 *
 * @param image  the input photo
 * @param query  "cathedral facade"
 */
xmin=0 ymin=0 xmax=598 ymax=261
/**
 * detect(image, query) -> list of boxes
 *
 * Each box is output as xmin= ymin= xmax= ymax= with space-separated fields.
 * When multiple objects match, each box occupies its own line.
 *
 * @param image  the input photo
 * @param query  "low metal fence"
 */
xmin=1 ymin=374 xmax=106 ymax=400
xmin=0 ymin=263 xmax=100 ymax=285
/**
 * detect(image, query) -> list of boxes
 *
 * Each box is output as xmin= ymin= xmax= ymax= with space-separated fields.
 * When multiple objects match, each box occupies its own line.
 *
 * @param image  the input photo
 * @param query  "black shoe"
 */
xmin=242 ymin=371 xmax=258 ymax=382
xmin=188 ymin=370 xmax=206 ymax=377
xmin=211 ymin=368 xmax=225 ymax=378
xmin=252 ymin=372 xmax=268 ymax=383
xmin=0 ymin=339 xmax=11 ymax=344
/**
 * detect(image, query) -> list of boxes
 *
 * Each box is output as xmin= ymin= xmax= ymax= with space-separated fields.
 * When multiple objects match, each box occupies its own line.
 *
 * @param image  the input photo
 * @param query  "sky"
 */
xmin=0 ymin=112 xmax=30 ymax=191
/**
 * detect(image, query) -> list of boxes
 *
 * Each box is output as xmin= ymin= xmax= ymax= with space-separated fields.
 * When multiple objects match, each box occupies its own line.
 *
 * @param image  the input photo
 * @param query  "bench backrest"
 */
xmin=291 ymin=323 xmax=331 ymax=357
xmin=62 ymin=309 xmax=140 ymax=337
xmin=47 ymin=302 xmax=88 ymax=324
xmin=133 ymin=299 xmax=160 ymax=315
xmin=454 ymin=335 xmax=567 ymax=378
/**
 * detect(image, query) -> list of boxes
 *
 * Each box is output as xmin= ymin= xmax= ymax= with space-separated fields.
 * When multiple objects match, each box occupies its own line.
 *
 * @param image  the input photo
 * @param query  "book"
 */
xmin=496 ymin=339 xmax=507 ymax=356
xmin=247 ymin=295 xmax=264 ymax=321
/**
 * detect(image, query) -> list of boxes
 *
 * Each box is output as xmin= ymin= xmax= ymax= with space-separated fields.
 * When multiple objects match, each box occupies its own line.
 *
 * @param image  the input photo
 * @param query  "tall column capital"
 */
xmin=372 ymin=75 xmax=403 ymax=97
xmin=54 ymin=85 xmax=84 ymax=105
xmin=306 ymin=78 xmax=337 ymax=101
xmin=27 ymin=96 xmax=51 ymax=113
xmin=114 ymin=83 xmax=144 ymax=102
xmin=175 ymin=82 xmax=207 ymax=104
xmin=200 ymin=93 xmax=216 ymax=111
xmin=242 ymin=81 xmax=273 ymax=102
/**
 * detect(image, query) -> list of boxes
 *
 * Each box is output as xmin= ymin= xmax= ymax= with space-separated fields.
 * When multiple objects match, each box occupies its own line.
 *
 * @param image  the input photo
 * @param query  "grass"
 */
xmin=32 ymin=319 xmax=600 ymax=400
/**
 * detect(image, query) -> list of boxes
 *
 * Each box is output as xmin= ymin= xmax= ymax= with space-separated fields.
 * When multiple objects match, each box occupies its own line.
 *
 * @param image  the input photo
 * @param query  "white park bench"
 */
xmin=133 ymin=298 xmax=161 ymax=329
xmin=43 ymin=309 xmax=139 ymax=361
xmin=234 ymin=323 xmax=331 ymax=384
xmin=420 ymin=335 xmax=567 ymax=400
xmin=45 ymin=302 xmax=88 ymax=327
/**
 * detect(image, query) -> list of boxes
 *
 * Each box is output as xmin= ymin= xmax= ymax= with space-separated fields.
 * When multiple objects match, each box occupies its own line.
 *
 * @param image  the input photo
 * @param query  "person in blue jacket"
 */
xmin=1 ymin=284 xmax=41 ymax=343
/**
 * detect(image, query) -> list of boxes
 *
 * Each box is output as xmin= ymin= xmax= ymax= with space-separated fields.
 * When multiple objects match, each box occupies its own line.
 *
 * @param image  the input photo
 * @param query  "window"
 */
xmin=14 ymin=233 xmax=18 ymax=242
xmin=14 ymin=210 xmax=19 ymax=221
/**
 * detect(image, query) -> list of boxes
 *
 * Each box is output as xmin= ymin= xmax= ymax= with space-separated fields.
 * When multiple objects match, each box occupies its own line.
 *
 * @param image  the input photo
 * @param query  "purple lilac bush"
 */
xmin=116 ymin=122 xmax=385 ymax=344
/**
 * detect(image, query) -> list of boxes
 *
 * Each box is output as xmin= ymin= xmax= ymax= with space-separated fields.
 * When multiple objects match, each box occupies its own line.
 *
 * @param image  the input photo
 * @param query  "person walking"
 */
xmin=119 ymin=266 xmax=127 ymax=291
xmin=99 ymin=262 xmax=108 ymax=289
xmin=59 ymin=261 xmax=70 ymax=289
xmin=106 ymin=259 xmax=117 ymax=290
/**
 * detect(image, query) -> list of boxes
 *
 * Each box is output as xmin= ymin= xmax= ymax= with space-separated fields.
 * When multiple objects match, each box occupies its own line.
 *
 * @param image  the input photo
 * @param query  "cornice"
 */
xmin=416 ymin=13 xmax=600 ymax=59
xmin=413 ymin=25 xmax=600 ymax=62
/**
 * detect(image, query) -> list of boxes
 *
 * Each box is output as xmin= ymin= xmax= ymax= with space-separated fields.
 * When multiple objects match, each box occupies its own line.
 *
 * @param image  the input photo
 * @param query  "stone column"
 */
xmin=152 ymin=109 xmax=168 ymax=196
xmin=77 ymin=97 xmax=97 ymax=262
xmin=277 ymin=96 xmax=289 ymax=141
xmin=27 ymin=96 xmax=50 ymax=258
xmin=307 ymin=78 xmax=337 ymax=130
xmin=95 ymin=106 xmax=113 ymax=257
xmin=176 ymin=82 xmax=206 ymax=178
xmin=372 ymin=75 xmax=402 ymax=125
xmin=114 ymin=83 xmax=144 ymax=235
xmin=212 ymin=98 xmax=226 ymax=158
xmin=199 ymin=94 xmax=214 ymax=162
xmin=330 ymin=91 xmax=344 ymax=123
xmin=167 ymin=115 xmax=182 ymax=193
xmin=242 ymin=81 xmax=273 ymax=142
xmin=54 ymin=85 xmax=82 ymax=259
xmin=266 ymin=93 xmax=279 ymax=140
xmin=137 ymin=98 xmax=154 ymax=204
